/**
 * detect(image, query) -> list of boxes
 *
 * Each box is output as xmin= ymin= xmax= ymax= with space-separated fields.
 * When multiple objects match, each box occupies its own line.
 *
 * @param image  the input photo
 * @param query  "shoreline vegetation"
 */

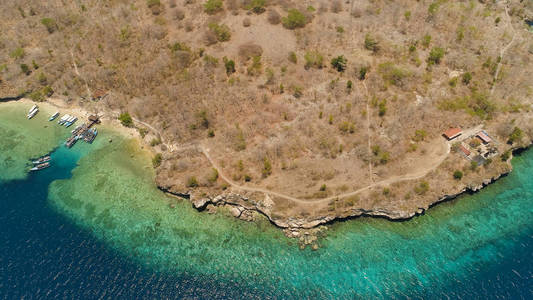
xmin=1 ymin=0 xmax=531 ymax=242
xmin=1 ymin=98 xmax=531 ymax=241
xmin=1 ymin=100 xmax=532 ymax=298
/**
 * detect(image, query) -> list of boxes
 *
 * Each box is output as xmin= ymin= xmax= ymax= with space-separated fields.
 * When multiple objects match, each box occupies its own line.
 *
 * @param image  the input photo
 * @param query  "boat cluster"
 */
xmin=57 ymin=114 xmax=78 ymax=127
xmin=27 ymin=105 xmax=78 ymax=128
xmin=66 ymin=124 xmax=98 ymax=148
xmin=30 ymin=154 xmax=51 ymax=172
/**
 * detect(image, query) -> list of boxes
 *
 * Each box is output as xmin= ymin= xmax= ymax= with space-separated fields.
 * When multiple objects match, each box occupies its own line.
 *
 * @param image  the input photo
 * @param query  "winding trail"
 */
xmin=490 ymin=3 xmax=518 ymax=96
xmin=362 ymin=81 xmax=373 ymax=183
xmin=200 ymin=138 xmax=451 ymax=204
xmin=70 ymin=50 xmax=92 ymax=99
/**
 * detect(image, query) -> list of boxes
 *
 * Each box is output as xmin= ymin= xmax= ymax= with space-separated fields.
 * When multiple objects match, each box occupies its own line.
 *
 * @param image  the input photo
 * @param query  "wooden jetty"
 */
xmin=65 ymin=115 xmax=100 ymax=148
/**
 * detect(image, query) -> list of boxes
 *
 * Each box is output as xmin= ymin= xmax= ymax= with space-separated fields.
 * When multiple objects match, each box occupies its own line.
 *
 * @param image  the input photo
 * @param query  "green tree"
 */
xmin=42 ymin=85 xmax=54 ymax=97
xmin=281 ymin=9 xmax=307 ymax=29
xmin=331 ymin=55 xmax=347 ymax=72
xmin=413 ymin=129 xmax=427 ymax=142
xmin=427 ymin=47 xmax=445 ymax=65
xmin=364 ymin=34 xmax=379 ymax=52
xmin=223 ymin=57 xmax=236 ymax=75
xmin=187 ymin=176 xmax=199 ymax=187
xmin=20 ymin=64 xmax=30 ymax=75
xmin=359 ymin=66 xmax=369 ymax=80
xmin=288 ymin=51 xmax=297 ymax=64
xmin=453 ymin=170 xmax=463 ymax=180
xmin=38 ymin=72 xmax=47 ymax=85
xmin=152 ymin=153 xmax=163 ymax=168
xmin=304 ymin=51 xmax=323 ymax=69
xmin=9 ymin=47 xmax=25 ymax=59
xmin=40 ymin=18 xmax=57 ymax=33
xmin=118 ymin=112 xmax=134 ymax=127
xmin=246 ymin=0 xmax=266 ymax=14
xmin=208 ymin=23 xmax=231 ymax=42
xmin=414 ymin=181 xmax=429 ymax=195
xmin=462 ymin=72 xmax=472 ymax=85
xmin=421 ymin=34 xmax=432 ymax=48
xmin=204 ymin=0 xmax=223 ymax=14
xmin=508 ymin=127 xmax=523 ymax=144
xmin=262 ymin=157 xmax=272 ymax=177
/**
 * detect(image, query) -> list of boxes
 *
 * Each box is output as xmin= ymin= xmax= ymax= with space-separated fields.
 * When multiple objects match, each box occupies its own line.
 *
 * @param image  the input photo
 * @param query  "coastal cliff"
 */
xmin=156 ymin=142 xmax=530 ymax=235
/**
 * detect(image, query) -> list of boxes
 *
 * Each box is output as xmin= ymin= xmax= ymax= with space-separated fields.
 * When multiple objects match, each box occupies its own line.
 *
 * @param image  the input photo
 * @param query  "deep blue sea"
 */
xmin=0 ymin=106 xmax=532 ymax=299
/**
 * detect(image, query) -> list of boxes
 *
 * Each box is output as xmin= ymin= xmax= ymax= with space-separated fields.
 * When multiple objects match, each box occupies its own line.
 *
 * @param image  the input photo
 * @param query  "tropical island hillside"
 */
xmin=1 ymin=0 xmax=532 ymax=230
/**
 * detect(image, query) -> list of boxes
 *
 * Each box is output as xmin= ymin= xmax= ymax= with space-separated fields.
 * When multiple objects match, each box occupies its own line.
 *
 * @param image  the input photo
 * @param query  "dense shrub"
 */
xmin=262 ymin=157 xmax=272 ymax=177
xmin=208 ymin=23 xmax=231 ymax=42
xmin=414 ymin=181 xmax=429 ymax=195
xmin=147 ymin=0 xmax=163 ymax=15
xmin=204 ymin=0 xmax=223 ymax=14
xmin=41 ymin=18 xmax=57 ymax=33
xmin=439 ymin=91 xmax=495 ymax=119
xmin=339 ymin=121 xmax=355 ymax=133
xmin=421 ymin=34 xmax=431 ymax=48
xmin=118 ymin=112 xmax=133 ymax=127
xmin=331 ymin=55 xmax=347 ymax=72
xmin=246 ymin=0 xmax=266 ymax=14
xmin=223 ymin=57 xmax=236 ymax=75
xmin=462 ymin=72 xmax=472 ymax=85
xmin=152 ymin=153 xmax=163 ymax=167
xmin=42 ymin=85 xmax=54 ymax=97
xmin=359 ymin=65 xmax=369 ymax=80
xmin=364 ymin=34 xmax=379 ymax=53
xmin=9 ymin=47 xmax=25 ymax=59
xmin=38 ymin=72 xmax=47 ymax=85
xmin=427 ymin=47 xmax=445 ymax=65
xmin=304 ymin=51 xmax=323 ymax=69
xmin=282 ymin=9 xmax=307 ymax=29
xmin=378 ymin=62 xmax=408 ymax=86
xmin=288 ymin=51 xmax=297 ymax=64
xmin=508 ymin=127 xmax=523 ymax=144
xmin=247 ymin=56 xmax=262 ymax=76
xmin=413 ymin=129 xmax=427 ymax=142
xmin=187 ymin=176 xmax=199 ymax=187
xmin=29 ymin=90 xmax=44 ymax=102
xmin=20 ymin=64 xmax=30 ymax=75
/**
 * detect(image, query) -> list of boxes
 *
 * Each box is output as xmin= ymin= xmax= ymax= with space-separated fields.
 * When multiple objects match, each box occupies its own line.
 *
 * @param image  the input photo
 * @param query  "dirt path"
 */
xmin=490 ymin=3 xmax=518 ymax=96
xmin=70 ymin=50 xmax=92 ymax=99
xmin=361 ymin=81 xmax=373 ymax=183
xmin=200 ymin=134 xmax=452 ymax=205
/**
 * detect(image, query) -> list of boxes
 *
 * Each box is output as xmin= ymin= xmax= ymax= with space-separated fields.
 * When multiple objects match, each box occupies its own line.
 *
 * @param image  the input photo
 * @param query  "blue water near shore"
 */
xmin=1 ymin=121 xmax=532 ymax=298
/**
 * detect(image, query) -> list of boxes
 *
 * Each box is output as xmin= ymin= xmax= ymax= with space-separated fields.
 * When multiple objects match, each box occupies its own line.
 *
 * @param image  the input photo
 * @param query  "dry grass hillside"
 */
xmin=1 ymin=0 xmax=532 ymax=226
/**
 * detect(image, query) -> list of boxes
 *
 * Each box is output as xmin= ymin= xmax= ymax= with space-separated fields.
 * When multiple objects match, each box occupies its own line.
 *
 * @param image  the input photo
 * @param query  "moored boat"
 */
xmin=28 ymin=105 xmax=38 ymax=114
xmin=30 ymin=162 xmax=50 ymax=171
xmin=65 ymin=116 xmax=77 ymax=127
xmin=27 ymin=108 xmax=39 ymax=119
xmin=58 ymin=114 xmax=70 ymax=125
xmin=49 ymin=112 xmax=60 ymax=121
xmin=32 ymin=155 xmax=51 ymax=165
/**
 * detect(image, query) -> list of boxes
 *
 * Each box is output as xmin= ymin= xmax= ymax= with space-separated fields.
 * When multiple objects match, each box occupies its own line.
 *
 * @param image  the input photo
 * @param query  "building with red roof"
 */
xmin=443 ymin=128 xmax=462 ymax=140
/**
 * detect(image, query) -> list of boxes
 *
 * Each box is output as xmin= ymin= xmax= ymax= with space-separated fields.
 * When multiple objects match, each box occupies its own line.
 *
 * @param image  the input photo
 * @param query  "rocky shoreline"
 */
xmin=158 ymin=144 xmax=530 ymax=239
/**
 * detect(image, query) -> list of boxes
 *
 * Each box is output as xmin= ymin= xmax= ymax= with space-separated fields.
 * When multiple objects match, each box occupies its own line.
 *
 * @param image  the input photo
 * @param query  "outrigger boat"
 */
xmin=58 ymin=114 xmax=70 ymax=125
xmin=30 ymin=162 xmax=50 ymax=171
xmin=49 ymin=112 xmax=60 ymax=121
xmin=65 ymin=116 xmax=78 ymax=127
xmin=27 ymin=106 xmax=39 ymax=119
xmin=32 ymin=155 xmax=51 ymax=165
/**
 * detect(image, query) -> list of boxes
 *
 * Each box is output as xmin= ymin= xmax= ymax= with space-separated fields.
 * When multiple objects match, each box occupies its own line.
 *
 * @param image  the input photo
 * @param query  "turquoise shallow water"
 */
xmin=0 ymin=103 xmax=532 ymax=298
